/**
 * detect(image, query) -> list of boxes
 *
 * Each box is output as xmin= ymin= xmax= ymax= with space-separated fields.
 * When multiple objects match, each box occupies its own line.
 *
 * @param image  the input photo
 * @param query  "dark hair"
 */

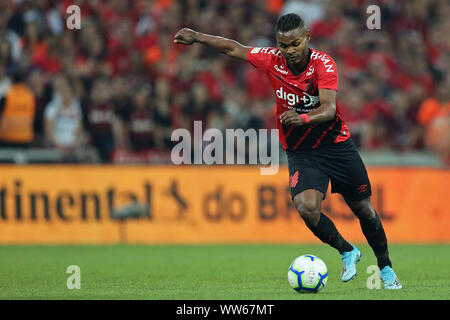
xmin=275 ymin=13 xmax=305 ymax=33
xmin=11 ymin=70 xmax=24 ymax=84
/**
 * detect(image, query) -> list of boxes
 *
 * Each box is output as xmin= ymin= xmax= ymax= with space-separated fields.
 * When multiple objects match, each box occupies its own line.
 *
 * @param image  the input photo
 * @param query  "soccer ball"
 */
xmin=288 ymin=254 xmax=328 ymax=293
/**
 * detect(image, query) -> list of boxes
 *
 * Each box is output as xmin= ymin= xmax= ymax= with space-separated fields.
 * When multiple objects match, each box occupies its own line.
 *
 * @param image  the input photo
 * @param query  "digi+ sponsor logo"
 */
xmin=276 ymin=87 xmax=320 ymax=108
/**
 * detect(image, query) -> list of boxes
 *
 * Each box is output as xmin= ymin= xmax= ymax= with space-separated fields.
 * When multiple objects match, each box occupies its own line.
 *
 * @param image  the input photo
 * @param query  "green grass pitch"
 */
xmin=0 ymin=244 xmax=448 ymax=299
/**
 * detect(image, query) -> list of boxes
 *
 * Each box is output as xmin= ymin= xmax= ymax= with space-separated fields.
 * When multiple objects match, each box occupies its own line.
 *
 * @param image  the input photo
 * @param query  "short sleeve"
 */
xmin=247 ymin=47 xmax=275 ymax=72
xmin=316 ymin=54 xmax=338 ymax=91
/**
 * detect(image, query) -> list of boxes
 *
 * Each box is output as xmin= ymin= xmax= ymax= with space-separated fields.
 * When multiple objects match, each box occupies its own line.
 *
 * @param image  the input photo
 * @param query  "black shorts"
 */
xmin=287 ymin=138 xmax=371 ymax=201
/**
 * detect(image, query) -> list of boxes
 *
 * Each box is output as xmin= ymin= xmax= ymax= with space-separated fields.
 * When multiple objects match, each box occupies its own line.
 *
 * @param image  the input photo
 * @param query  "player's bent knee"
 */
xmin=293 ymin=196 xmax=321 ymax=225
xmin=346 ymin=197 xmax=375 ymax=220
xmin=358 ymin=206 xmax=376 ymax=220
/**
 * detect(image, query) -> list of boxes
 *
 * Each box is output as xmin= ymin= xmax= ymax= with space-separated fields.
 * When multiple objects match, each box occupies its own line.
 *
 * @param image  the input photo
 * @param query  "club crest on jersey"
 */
xmin=276 ymin=87 xmax=319 ymax=107
xmin=306 ymin=66 xmax=314 ymax=77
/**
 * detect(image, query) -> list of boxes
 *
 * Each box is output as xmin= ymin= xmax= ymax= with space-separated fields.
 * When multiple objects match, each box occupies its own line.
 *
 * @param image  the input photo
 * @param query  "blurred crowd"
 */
xmin=0 ymin=0 xmax=448 ymax=165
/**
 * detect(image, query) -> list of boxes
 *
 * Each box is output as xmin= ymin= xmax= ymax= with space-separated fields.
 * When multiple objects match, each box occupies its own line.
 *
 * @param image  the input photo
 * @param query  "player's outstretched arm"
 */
xmin=174 ymin=28 xmax=250 ymax=61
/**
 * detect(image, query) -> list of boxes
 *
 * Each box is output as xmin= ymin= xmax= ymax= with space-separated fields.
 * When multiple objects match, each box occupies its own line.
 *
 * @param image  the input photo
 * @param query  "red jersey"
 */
xmin=247 ymin=47 xmax=350 ymax=151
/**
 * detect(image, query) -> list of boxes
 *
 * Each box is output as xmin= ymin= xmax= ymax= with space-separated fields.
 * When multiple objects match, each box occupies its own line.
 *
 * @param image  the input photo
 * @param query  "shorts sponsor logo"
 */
xmin=357 ymin=184 xmax=368 ymax=193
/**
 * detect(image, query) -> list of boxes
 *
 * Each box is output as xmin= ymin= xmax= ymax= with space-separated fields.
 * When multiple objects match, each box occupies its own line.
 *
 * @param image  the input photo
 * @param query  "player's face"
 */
xmin=276 ymin=28 xmax=310 ymax=67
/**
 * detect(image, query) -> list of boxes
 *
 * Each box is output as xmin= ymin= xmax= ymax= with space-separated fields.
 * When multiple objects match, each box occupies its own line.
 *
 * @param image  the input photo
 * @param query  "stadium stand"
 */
xmin=0 ymin=0 xmax=448 ymax=166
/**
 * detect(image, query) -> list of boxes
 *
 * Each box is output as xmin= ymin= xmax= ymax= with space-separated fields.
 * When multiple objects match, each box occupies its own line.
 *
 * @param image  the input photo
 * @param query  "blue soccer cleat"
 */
xmin=340 ymin=245 xmax=361 ymax=282
xmin=380 ymin=266 xmax=402 ymax=289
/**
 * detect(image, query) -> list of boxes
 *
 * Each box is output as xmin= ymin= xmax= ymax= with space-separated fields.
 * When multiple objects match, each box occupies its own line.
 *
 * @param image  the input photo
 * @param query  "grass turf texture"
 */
xmin=0 ymin=244 xmax=448 ymax=300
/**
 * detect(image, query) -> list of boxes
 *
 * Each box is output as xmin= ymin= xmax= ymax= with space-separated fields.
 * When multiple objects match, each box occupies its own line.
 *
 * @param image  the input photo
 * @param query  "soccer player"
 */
xmin=174 ymin=13 xmax=402 ymax=289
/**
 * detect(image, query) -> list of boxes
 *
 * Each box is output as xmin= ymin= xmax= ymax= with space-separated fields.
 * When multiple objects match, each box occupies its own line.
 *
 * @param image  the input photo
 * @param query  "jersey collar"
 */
xmin=284 ymin=48 xmax=312 ymax=76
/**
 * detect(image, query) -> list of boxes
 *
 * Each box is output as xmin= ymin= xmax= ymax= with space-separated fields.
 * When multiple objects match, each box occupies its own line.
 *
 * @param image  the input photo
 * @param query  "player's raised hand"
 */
xmin=174 ymin=28 xmax=197 ymax=45
xmin=279 ymin=110 xmax=306 ymax=126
